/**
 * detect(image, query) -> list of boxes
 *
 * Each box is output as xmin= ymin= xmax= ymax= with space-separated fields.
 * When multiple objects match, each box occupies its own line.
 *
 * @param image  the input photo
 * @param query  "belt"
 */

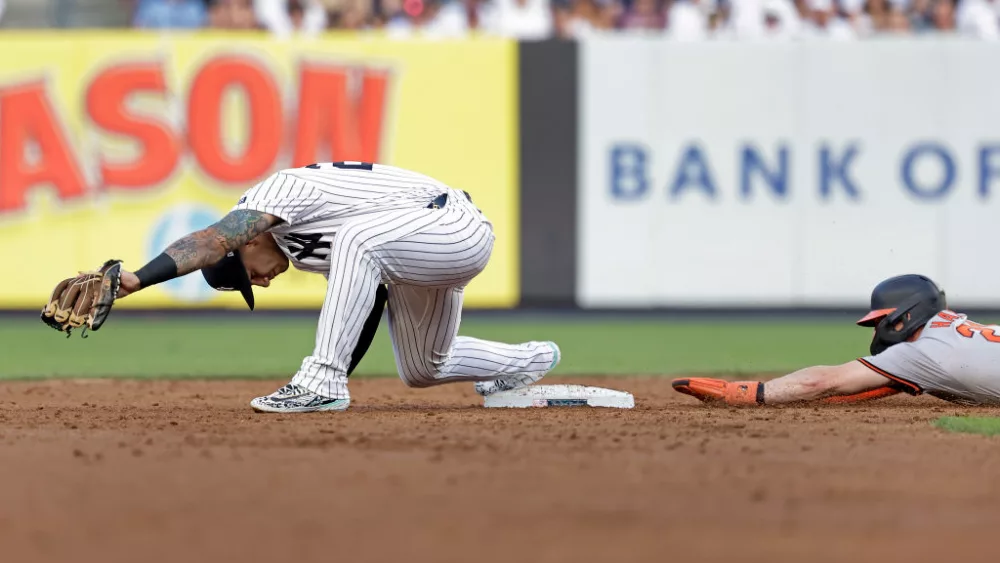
xmin=427 ymin=191 xmax=472 ymax=210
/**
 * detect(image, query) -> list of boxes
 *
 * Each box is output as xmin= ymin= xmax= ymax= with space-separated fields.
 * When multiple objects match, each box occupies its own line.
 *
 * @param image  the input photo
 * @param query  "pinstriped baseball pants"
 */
xmin=291 ymin=189 xmax=556 ymax=399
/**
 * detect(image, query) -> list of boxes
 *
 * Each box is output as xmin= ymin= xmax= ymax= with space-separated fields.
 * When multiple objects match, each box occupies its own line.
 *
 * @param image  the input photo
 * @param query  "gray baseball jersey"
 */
xmin=860 ymin=311 xmax=1000 ymax=405
xmin=233 ymin=162 xmax=555 ymax=399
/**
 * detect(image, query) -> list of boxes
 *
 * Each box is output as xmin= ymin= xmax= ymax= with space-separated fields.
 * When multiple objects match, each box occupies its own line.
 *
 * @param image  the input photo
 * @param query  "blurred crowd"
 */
xmin=125 ymin=0 xmax=1000 ymax=39
xmin=3 ymin=0 xmax=1000 ymax=38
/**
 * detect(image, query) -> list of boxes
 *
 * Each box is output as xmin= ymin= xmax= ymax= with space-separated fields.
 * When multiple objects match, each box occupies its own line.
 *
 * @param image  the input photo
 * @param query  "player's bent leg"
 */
xmin=395 ymin=337 xmax=559 ymax=391
xmin=379 ymin=193 xmax=559 ymax=393
xmin=263 ymin=215 xmax=401 ymax=412
xmin=386 ymin=285 xmax=559 ymax=390
xmin=470 ymin=339 xmax=560 ymax=395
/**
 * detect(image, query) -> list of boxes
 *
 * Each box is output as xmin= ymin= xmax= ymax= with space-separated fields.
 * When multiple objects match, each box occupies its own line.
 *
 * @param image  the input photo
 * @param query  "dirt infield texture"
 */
xmin=2 ymin=376 xmax=1000 ymax=563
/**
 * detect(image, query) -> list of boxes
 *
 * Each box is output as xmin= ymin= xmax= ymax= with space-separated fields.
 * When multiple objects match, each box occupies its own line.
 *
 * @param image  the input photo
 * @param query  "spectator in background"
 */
xmin=133 ymin=0 xmax=208 ymax=28
xmin=839 ymin=0 xmax=873 ymax=36
xmin=725 ymin=0 xmax=763 ymax=38
xmin=619 ymin=0 xmax=666 ymax=31
xmin=804 ymin=0 xmax=855 ymax=37
xmin=424 ymin=0 xmax=491 ymax=36
xmin=554 ymin=0 xmax=617 ymax=37
xmin=288 ymin=0 xmax=306 ymax=28
xmin=723 ymin=0 xmax=801 ymax=39
xmin=464 ymin=0 xmax=495 ymax=32
xmin=254 ymin=0 xmax=327 ymax=35
xmin=321 ymin=0 xmax=374 ymax=29
xmin=209 ymin=0 xmax=259 ymax=28
xmin=885 ymin=2 xmax=914 ymax=29
xmin=668 ymin=0 xmax=710 ymax=39
xmin=386 ymin=0 xmax=460 ymax=36
xmin=957 ymin=0 xmax=1000 ymax=38
xmin=864 ymin=0 xmax=886 ymax=25
xmin=491 ymin=0 xmax=554 ymax=39
xmin=930 ymin=0 xmax=956 ymax=29
xmin=903 ymin=0 xmax=934 ymax=29
xmin=707 ymin=0 xmax=728 ymax=31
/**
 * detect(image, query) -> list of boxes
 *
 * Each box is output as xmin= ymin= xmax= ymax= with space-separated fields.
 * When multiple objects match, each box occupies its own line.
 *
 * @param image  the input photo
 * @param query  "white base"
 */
xmin=483 ymin=384 xmax=635 ymax=409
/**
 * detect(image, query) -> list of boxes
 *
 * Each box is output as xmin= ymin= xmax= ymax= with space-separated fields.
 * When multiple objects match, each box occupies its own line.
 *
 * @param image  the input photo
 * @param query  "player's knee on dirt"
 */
xmin=397 ymin=354 xmax=450 ymax=387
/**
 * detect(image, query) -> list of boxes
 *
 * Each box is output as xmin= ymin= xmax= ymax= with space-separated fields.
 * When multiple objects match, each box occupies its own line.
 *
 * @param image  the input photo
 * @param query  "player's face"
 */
xmin=241 ymin=234 xmax=290 ymax=288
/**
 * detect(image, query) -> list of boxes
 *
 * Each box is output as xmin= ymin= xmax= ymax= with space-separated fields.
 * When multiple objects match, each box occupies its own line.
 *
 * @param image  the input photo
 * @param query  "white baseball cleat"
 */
xmin=250 ymin=383 xmax=350 ymax=413
xmin=474 ymin=341 xmax=561 ymax=397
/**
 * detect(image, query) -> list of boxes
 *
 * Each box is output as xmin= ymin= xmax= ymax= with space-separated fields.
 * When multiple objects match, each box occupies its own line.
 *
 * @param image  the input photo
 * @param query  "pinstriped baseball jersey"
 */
xmin=861 ymin=311 xmax=1000 ymax=405
xmin=235 ymin=162 xmax=456 ymax=275
xmin=233 ymin=162 xmax=556 ymax=400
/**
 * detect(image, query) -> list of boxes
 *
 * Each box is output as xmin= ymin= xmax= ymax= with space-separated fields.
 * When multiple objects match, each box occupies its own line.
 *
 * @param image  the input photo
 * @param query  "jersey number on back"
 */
xmin=934 ymin=313 xmax=1000 ymax=343
xmin=955 ymin=321 xmax=1000 ymax=343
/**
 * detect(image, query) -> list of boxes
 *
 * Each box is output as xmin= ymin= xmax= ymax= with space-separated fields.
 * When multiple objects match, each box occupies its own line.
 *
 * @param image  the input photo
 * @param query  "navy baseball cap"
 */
xmin=201 ymin=251 xmax=255 ymax=310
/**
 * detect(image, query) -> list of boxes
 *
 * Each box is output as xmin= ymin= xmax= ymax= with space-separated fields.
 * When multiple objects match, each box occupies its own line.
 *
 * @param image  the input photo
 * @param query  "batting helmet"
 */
xmin=856 ymin=274 xmax=946 ymax=355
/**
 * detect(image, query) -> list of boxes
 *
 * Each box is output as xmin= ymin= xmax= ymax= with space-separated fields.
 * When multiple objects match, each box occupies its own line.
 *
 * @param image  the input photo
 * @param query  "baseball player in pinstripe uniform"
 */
xmin=674 ymin=274 xmax=1000 ymax=407
xmin=112 ymin=162 xmax=560 ymax=413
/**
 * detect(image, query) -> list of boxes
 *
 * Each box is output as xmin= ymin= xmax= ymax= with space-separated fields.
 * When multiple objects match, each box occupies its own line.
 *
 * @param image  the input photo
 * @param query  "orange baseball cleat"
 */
xmin=672 ymin=378 xmax=763 ymax=406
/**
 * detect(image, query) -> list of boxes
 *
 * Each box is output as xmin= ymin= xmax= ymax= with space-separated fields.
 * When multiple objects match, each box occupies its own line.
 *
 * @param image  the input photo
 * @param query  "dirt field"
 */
xmin=2 ymin=376 xmax=1000 ymax=563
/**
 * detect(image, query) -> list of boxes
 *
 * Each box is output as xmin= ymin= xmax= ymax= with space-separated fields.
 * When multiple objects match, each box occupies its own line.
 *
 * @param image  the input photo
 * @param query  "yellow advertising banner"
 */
xmin=0 ymin=32 xmax=519 ymax=309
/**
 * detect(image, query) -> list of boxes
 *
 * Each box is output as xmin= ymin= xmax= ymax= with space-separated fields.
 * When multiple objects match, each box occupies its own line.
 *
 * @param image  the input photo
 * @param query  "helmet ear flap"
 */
xmin=870 ymin=296 xmax=938 ymax=355
xmin=884 ymin=307 xmax=910 ymax=327
xmin=870 ymin=316 xmax=896 ymax=355
xmin=871 ymin=298 xmax=917 ymax=354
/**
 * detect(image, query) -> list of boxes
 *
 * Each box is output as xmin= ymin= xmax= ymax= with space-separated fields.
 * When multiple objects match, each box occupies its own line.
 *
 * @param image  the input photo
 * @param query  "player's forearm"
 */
xmin=762 ymin=366 xmax=837 ymax=404
xmin=166 ymin=209 xmax=278 ymax=274
xmin=763 ymin=361 xmax=894 ymax=404
xmin=124 ymin=230 xmax=224 ymax=296
xmin=163 ymin=227 xmax=231 ymax=277
xmin=126 ymin=228 xmax=227 ymax=294
xmin=132 ymin=209 xmax=280 ymax=291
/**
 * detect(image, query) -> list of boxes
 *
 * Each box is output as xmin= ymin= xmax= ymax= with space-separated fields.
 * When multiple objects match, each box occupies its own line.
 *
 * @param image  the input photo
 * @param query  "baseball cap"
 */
xmin=201 ymin=251 xmax=255 ymax=310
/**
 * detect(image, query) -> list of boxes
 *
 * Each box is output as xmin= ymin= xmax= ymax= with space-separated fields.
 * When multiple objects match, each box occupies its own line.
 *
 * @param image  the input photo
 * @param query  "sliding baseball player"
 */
xmin=42 ymin=162 xmax=560 ymax=412
xmin=674 ymin=274 xmax=1000 ymax=407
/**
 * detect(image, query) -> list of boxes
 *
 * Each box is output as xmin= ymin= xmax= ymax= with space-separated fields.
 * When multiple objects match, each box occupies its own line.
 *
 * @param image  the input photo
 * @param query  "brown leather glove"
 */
xmin=40 ymin=260 xmax=123 ymax=338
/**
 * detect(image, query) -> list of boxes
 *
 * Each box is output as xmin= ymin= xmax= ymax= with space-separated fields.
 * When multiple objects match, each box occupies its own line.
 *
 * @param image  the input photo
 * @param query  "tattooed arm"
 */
xmin=164 ymin=209 xmax=282 ymax=275
xmin=118 ymin=209 xmax=283 ymax=297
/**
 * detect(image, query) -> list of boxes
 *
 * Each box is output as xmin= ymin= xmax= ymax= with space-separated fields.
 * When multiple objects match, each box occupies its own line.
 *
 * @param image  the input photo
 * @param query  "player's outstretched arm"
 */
xmin=118 ymin=209 xmax=282 ymax=297
xmin=762 ymin=361 xmax=898 ymax=404
xmin=673 ymin=361 xmax=901 ymax=406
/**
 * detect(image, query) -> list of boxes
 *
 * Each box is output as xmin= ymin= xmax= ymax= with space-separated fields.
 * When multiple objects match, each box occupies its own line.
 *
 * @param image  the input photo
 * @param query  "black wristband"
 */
xmin=135 ymin=253 xmax=179 ymax=289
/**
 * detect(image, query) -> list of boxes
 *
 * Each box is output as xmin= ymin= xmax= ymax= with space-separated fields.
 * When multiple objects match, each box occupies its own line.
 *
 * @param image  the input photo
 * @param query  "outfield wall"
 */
xmin=3 ymin=35 xmax=1000 ymax=311
xmin=0 ymin=33 xmax=519 ymax=309
xmin=571 ymin=38 xmax=1000 ymax=309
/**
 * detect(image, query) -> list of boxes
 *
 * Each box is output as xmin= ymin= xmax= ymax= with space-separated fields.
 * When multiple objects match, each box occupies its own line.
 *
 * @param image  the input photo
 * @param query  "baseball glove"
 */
xmin=40 ymin=260 xmax=123 ymax=338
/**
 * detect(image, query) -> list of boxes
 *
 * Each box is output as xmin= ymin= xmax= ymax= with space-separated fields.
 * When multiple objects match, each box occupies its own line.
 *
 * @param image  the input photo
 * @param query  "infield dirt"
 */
xmin=2 ymin=376 xmax=999 ymax=563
